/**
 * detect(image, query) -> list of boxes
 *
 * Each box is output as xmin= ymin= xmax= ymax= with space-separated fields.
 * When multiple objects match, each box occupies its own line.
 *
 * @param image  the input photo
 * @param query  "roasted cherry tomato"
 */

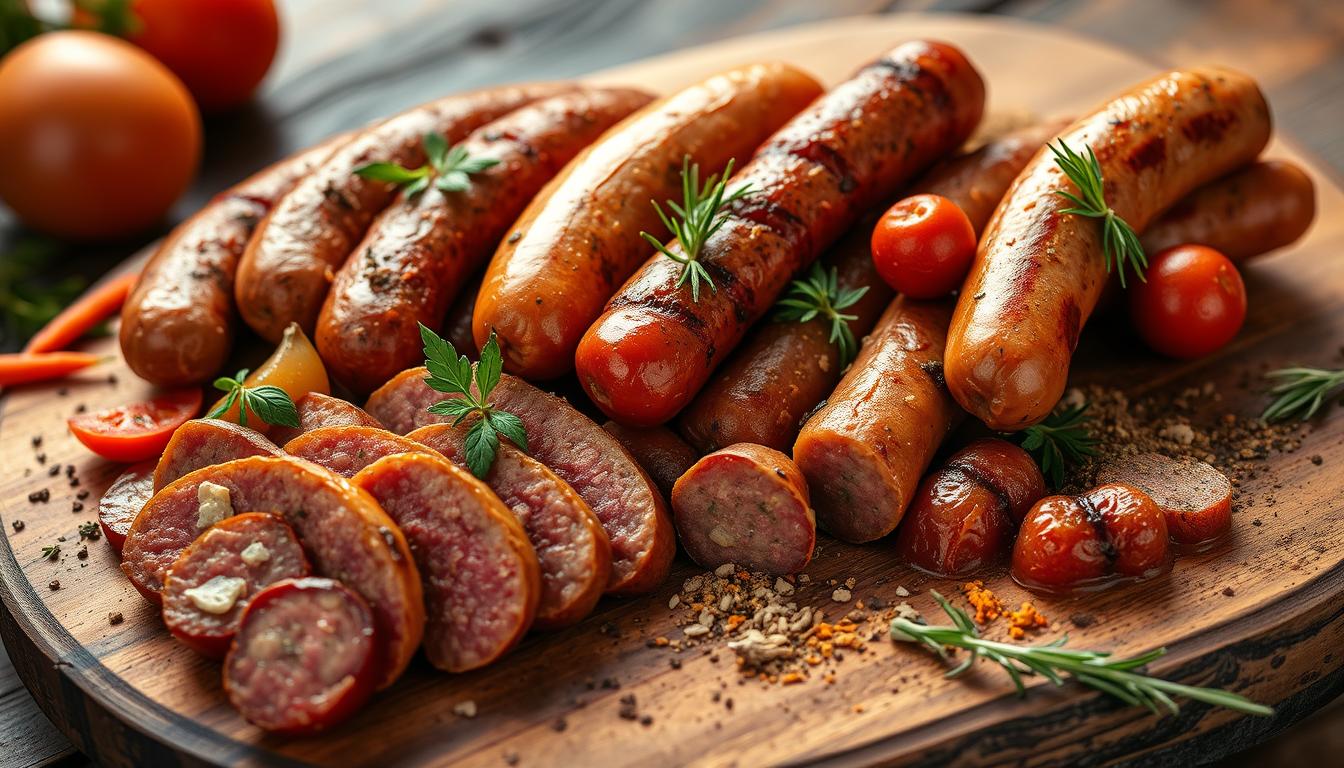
xmin=1128 ymin=245 xmax=1247 ymax=359
xmin=0 ymin=31 xmax=201 ymax=239
xmin=69 ymin=388 xmax=203 ymax=462
xmin=870 ymin=193 xmax=977 ymax=298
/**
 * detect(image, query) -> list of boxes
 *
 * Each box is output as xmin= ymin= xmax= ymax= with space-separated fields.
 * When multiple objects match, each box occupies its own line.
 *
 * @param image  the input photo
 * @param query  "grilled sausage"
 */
xmin=576 ymin=41 xmax=986 ymax=426
xmin=163 ymin=512 xmax=310 ymax=658
xmin=671 ymin=443 xmax=814 ymax=574
xmin=473 ymin=63 xmax=824 ymax=380
xmin=121 ymin=456 xmax=424 ymax=689
xmin=1096 ymin=453 xmax=1233 ymax=546
xmin=236 ymin=84 xmax=571 ymax=342
xmin=283 ymin=425 xmax=440 ymax=478
xmin=317 ymin=88 xmax=654 ymax=393
xmin=894 ymin=438 xmax=1046 ymax=577
xmin=99 ymin=460 xmax=155 ymax=553
xmin=353 ymin=453 xmax=540 ymax=672
xmin=119 ymin=137 xmax=346 ymax=386
xmin=1140 ymin=159 xmax=1315 ymax=262
xmin=366 ymin=367 xmax=674 ymax=595
xmin=601 ymin=421 xmax=699 ymax=499
xmin=224 ymin=577 xmax=378 ymax=735
xmin=793 ymin=298 xmax=963 ymax=543
xmin=153 ymin=419 xmax=282 ymax=492
xmin=946 ymin=68 xmax=1271 ymax=431
xmin=267 ymin=392 xmax=383 ymax=446
xmin=409 ymin=423 xmax=610 ymax=629
xmin=442 ymin=273 xmax=482 ymax=359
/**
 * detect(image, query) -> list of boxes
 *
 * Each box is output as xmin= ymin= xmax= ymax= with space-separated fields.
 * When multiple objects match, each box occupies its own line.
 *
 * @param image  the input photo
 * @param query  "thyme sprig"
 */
xmin=1049 ymin=140 xmax=1147 ymax=288
xmin=775 ymin=263 xmax=869 ymax=368
xmin=1017 ymin=402 xmax=1099 ymax=488
xmin=1262 ymin=366 xmax=1344 ymax=422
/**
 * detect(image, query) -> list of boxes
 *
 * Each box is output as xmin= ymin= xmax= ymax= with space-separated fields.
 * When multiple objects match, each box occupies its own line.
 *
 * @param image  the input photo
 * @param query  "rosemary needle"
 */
xmin=774 ymin=263 xmax=870 ymax=367
xmin=1050 ymin=140 xmax=1148 ymax=288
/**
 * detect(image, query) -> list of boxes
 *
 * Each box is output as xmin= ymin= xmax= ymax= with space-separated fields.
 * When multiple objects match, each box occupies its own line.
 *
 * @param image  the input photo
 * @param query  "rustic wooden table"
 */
xmin=1 ymin=0 xmax=1341 ymax=765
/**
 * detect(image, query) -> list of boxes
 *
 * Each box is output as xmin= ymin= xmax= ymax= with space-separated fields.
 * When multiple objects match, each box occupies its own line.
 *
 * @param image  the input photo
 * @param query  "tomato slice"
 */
xmin=69 ymin=388 xmax=203 ymax=463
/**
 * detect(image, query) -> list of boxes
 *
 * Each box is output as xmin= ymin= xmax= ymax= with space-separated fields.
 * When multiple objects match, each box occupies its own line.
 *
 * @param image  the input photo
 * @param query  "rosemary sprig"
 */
xmin=641 ymin=156 xmax=755 ymax=302
xmin=420 ymin=324 xmax=528 ymax=478
xmin=1049 ymin=140 xmax=1148 ymax=288
xmin=775 ymin=264 xmax=870 ymax=368
xmin=892 ymin=591 xmax=1273 ymax=717
xmin=1017 ymin=402 xmax=1099 ymax=488
xmin=206 ymin=370 xmax=300 ymax=429
xmin=355 ymin=133 xmax=498 ymax=195
xmin=1262 ymin=366 xmax=1344 ymax=422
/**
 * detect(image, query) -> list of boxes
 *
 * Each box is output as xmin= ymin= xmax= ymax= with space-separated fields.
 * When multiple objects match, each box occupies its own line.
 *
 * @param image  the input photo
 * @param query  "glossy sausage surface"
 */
xmin=601 ymin=422 xmax=699 ymax=499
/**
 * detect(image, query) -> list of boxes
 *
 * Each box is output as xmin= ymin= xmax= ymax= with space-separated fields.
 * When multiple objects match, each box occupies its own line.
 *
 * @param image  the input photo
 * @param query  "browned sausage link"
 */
xmin=120 ymin=136 xmax=346 ymax=386
xmin=576 ymin=41 xmax=986 ymax=427
xmin=316 ymin=88 xmax=654 ymax=394
xmin=236 ymin=83 xmax=572 ymax=342
xmin=1140 ymin=159 xmax=1315 ymax=262
xmin=602 ymin=421 xmax=700 ymax=498
xmin=947 ymin=68 xmax=1271 ymax=431
xmin=443 ymin=273 xmax=483 ymax=360
xmin=793 ymin=298 xmax=963 ymax=543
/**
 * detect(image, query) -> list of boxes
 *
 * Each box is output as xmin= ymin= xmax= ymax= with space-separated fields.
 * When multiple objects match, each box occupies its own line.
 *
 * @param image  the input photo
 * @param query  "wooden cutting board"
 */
xmin=2 ymin=13 xmax=1343 ymax=768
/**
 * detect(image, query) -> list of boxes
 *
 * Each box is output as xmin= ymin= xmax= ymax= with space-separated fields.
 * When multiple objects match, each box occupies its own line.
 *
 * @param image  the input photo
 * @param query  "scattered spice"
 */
xmin=452 ymin=700 xmax=478 ymax=719
xmin=11 ymin=520 xmax=23 ymax=533
xmin=78 ymin=521 xmax=100 ymax=540
xmin=41 ymin=544 xmax=59 ymax=561
xmin=76 ymin=546 xmax=88 ymax=560
xmin=71 ymin=501 xmax=83 ymax=513
xmin=27 ymin=489 xmax=50 ymax=504
xmin=108 ymin=612 xmax=124 ymax=625
xmin=48 ymin=579 xmax=60 ymax=590
xmin=962 ymin=581 xmax=1003 ymax=624
xmin=1006 ymin=602 xmax=1049 ymax=640
xmin=618 ymin=694 xmax=639 ymax=721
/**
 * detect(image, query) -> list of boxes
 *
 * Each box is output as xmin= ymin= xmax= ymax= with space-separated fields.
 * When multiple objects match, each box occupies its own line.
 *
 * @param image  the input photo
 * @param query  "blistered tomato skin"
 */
xmin=1091 ymin=484 xmax=1170 ymax=578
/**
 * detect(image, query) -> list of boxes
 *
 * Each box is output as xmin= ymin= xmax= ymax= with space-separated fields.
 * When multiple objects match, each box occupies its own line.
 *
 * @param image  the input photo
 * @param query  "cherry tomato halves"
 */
xmin=1128 ymin=245 xmax=1247 ymax=359
xmin=870 ymin=194 xmax=977 ymax=298
xmin=69 ymin=388 xmax=203 ymax=463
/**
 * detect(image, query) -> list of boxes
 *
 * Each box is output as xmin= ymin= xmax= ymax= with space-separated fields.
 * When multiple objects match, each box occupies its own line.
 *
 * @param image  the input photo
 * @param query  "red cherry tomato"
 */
xmin=870 ymin=194 xmax=976 ymax=298
xmin=68 ymin=388 xmax=202 ymax=462
xmin=1128 ymin=245 xmax=1247 ymax=359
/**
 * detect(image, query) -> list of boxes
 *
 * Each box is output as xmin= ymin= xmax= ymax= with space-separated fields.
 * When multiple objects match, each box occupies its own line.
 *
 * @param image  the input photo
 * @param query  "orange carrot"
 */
xmin=0 ymin=352 xmax=102 ymax=387
xmin=22 ymin=271 xmax=139 ymax=354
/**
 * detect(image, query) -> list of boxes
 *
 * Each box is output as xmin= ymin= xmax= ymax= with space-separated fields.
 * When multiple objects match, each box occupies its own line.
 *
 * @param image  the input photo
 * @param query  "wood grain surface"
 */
xmin=1 ymin=2 xmax=1342 ymax=767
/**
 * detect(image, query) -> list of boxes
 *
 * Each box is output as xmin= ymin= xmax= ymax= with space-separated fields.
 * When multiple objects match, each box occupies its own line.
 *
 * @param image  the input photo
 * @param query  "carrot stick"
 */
xmin=0 ymin=352 xmax=103 ymax=387
xmin=22 ymin=271 xmax=139 ymax=354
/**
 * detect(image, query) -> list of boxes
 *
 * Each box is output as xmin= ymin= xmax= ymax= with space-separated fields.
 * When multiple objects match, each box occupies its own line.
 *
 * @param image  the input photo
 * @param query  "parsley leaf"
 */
xmin=206 ymin=369 xmax=300 ymax=429
xmin=354 ymin=133 xmax=498 ymax=197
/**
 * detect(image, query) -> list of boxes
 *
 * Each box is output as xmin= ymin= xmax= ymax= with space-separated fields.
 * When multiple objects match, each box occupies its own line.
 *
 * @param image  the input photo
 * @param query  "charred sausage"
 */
xmin=366 ymin=367 xmax=674 ymax=595
xmin=153 ymin=419 xmax=282 ymax=492
xmin=576 ymin=41 xmax=986 ymax=426
xmin=409 ymin=423 xmax=610 ymax=629
xmin=793 ymin=298 xmax=963 ymax=543
xmin=894 ymin=438 xmax=1045 ymax=577
xmin=119 ymin=136 xmax=346 ymax=386
xmin=99 ymin=460 xmax=155 ymax=553
xmin=224 ymin=577 xmax=378 ymax=734
xmin=946 ymin=68 xmax=1271 ymax=430
xmin=162 ymin=512 xmax=310 ymax=658
xmin=121 ymin=456 xmax=424 ymax=689
xmin=317 ymin=88 xmax=654 ymax=393
xmin=282 ymin=425 xmax=440 ymax=478
xmin=352 ymin=453 xmax=540 ymax=671
xmin=473 ymin=63 xmax=824 ymax=379
xmin=236 ymin=84 xmax=570 ymax=342
xmin=267 ymin=392 xmax=383 ymax=446
xmin=671 ymin=443 xmax=814 ymax=574
xmin=1096 ymin=453 xmax=1233 ymax=546
xmin=601 ymin=421 xmax=699 ymax=499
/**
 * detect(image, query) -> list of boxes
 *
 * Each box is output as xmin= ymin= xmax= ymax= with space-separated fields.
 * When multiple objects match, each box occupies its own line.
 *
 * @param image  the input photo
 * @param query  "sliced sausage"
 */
xmin=352 ymin=453 xmax=540 ymax=672
xmin=576 ymin=41 xmax=986 ymax=426
xmin=1096 ymin=453 xmax=1233 ymax=546
xmin=99 ymin=460 xmax=155 ymax=554
xmin=121 ymin=456 xmax=424 ymax=690
xmin=120 ymin=136 xmax=347 ymax=386
xmin=282 ymin=425 xmax=439 ymax=478
xmin=317 ymin=87 xmax=654 ymax=394
xmin=601 ymin=421 xmax=699 ymax=499
xmin=267 ymin=392 xmax=383 ymax=446
xmin=474 ymin=63 xmax=824 ymax=380
xmin=947 ymin=68 xmax=1271 ymax=430
xmin=409 ymin=423 xmax=609 ymax=629
xmin=153 ymin=419 xmax=282 ymax=492
xmin=236 ymin=84 xmax=571 ymax=342
xmin=162 ymin=512 xmax=310 ymax=658
xmin=671 ymin=443 xmax=814 ymax=574
xmin=793 ymin=298 xmax=963 ymax=543
xmin=224 ymin=577 xmax=378 ymax=735
xmin=366 ymin=367 xmax=674 ymax=595
xmin=894 ymin=438 xmax=1046 ymax=577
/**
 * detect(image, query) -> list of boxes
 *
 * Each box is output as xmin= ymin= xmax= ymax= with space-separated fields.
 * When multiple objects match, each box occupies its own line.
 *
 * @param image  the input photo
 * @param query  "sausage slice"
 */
xmin=267 ymin=392 xmax=383 ymax=446
xmin=283 ymin=425 xmax=439 ymax=478
xmin=153 ymin=419 xmax=283 ymax=492
xmin=1096 ymin=453 xmax=1233 ymax=546
xmin=99 ymin=460 xmax=156 ymax=554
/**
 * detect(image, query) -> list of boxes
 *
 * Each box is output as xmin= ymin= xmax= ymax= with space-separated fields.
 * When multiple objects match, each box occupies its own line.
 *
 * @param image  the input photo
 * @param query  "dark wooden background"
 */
xmin=1 ymin=0 xmax=1340 ymax=765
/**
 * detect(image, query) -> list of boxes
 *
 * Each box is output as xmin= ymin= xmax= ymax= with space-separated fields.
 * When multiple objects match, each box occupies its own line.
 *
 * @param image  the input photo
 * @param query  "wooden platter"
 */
xmin=3 ymin=12 xmax=1344 ymax=767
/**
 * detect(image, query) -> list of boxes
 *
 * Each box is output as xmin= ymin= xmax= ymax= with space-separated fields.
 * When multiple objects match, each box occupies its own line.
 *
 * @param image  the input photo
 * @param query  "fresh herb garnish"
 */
xmin=1262 ymin=366 xmax=1344 ymax=422
xmin=420 ymin=324 xmax=528 ymax=478
xmin=892 ymin=590 xmax=1272 ymax=717
xmin=775 ymin=264 xmax=870 ymax=368
xmin=41 ymin=544 xmax=59 ymax=561
xmin=206 ymin=370 xmax=300 ymax=429
xmin=354 ymin=133 xmax=498 ymax=195
xmin=1049 ymin=140 xmax=1147 ymax=288
xmin=1017 ymin=402 xmax=1098 ymax=488
xmin=640 ymin=156 xmax=755 ymax=302
xmin=78 ymin=521 xmax=101 ymax=540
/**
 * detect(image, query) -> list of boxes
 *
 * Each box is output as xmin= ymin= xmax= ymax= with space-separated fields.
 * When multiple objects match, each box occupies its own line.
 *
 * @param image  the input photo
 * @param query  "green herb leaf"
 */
xmin=892 ymin=590 xmax=1273 ymax=717
xmin=487 ymin=410 xmax=528 ymax=453
xmin=206 ymin=368 xmax=298 ymax=428
xmin=41 ymin=544 xmax=59 ymax=561
xmin=353 ymin=133 xmax=497 ymax=197
xmin=426 ymin=398 xmax=477 ymax=424
xmin=1262 ymin=366 xmax=1344 ymax=422
xmin=1015 ymin=402 xmax=1098 ymax=488
xmin=354 ymin=162 xmax=431 ymax=185
xmin=464 ymin=417 xmax=499 ymax=479
xmin=423 ymin=132 xmax=450 ymax=170
xmin=775 ymin=263 xmax=869 ymax=368
xmin=1049 ymin=140 xmax=1148 ymax=289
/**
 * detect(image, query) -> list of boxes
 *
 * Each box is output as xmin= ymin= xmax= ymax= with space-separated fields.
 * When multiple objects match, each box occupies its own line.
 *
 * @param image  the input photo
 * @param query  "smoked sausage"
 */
xmin=153 ymin=419 xmax=282 ymax=492
xmin=267 ymin=392 xmax=383 ymax=446
xmin=282 ymin=425 xmax=439 ymax=478
xmin=946 ymin=68 xmax=1271 ymax=430
xmin=99 ymin=461 xmax=155 ymax=553
xmin=1096 ymin=453 xmax=1233 ymax=546
xmin=601 ymin=421 xmax=699 ymax=499
xmin=317 ymin=87 xmax=654 ymax=393
xmin=236 ymin=84 xmax=570 ymax=342
xmin=473 ymin=63 xmax=824 ymax=379
xmin=576 ymin=40 xmax=986 ymax=426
